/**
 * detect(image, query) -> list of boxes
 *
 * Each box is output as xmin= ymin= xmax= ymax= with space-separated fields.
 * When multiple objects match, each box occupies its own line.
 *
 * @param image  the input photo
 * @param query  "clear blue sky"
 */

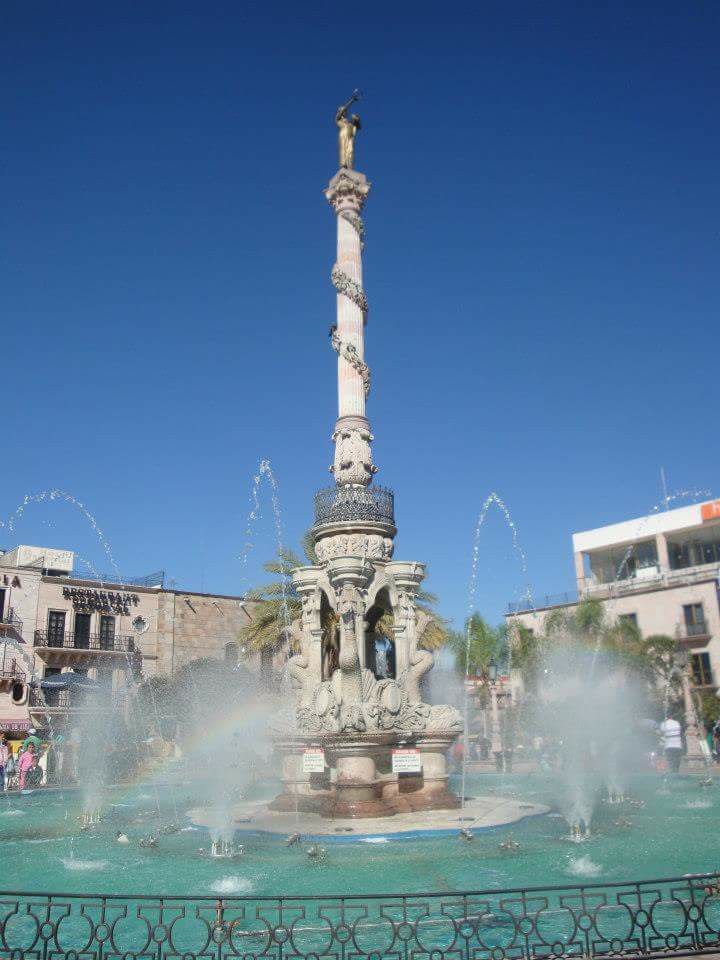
xmin=3 ymin=1 xmax=717 ymax=625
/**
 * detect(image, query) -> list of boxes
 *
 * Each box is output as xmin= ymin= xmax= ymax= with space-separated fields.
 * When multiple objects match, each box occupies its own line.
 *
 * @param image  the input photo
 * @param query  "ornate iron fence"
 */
xmin=507 ymin=593 xmax=578 ymax=615
xmin=34 ymin=630 xmax=138 ymax=653
xmin=2 ymin=873 xmax=720 ymax=960
xmin=314 ymin=484 xmax=395 ymax=526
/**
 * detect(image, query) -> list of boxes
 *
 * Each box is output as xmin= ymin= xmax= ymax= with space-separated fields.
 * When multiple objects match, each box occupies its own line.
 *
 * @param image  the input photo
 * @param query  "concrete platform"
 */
xmin=189 ymin=795 xmax=549 ymax=842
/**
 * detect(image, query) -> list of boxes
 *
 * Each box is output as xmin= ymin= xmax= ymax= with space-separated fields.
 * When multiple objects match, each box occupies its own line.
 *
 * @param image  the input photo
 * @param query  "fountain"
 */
xmin=268 ymin=96 xmax=462 ymax=819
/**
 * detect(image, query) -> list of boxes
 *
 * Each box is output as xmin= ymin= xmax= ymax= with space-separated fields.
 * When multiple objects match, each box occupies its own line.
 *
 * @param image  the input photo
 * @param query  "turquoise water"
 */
xmin=1 ymin=773 xmax=718 ymax=896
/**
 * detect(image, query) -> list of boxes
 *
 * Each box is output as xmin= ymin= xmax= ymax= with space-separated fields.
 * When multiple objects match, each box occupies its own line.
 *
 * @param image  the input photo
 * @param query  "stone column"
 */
xmin=573 ymin=551 xmax=586 ymax=591
xmin=325 ymin=170 xmax=377 ymax=486
xmin=656 ymin=533 xmax=670 ymax=574
xmin=292 ymin=567 xmax=325 ymax=682
xmin=387 ymin=561 xmax=427 ymax=682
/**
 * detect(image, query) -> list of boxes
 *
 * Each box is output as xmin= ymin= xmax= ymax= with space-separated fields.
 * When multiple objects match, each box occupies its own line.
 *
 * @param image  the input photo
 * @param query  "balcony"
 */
xmin=676 ymin=622 xmax=712 ymax=649
xmin=581 ymin=561 xmax=720 ymax=599
xmin=33 ymin=629 xmax=140 ymax=668
xmin=0 ymin=607 xmax=23 ymax=638
xmin=28 ymin=688 xmax=94 ymax=713
xmin=0 ymin=656 xmax=26 ymax=693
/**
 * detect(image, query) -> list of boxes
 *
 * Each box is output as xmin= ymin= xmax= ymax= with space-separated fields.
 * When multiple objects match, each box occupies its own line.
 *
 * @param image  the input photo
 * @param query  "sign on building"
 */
xmin=701 ymin=500 xmax=720 ymax=522
xmin=392 ymin=748 xmax=422 ymax=773
xmin=302 ymin=749 xmax=326 ymax=773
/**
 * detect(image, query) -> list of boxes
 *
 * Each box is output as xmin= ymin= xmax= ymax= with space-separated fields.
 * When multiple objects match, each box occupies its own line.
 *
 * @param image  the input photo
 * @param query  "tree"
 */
xmin=509 ymin=622 xmax=547 ymax=693
xmin=447 ymin=613 xmax=505 ymax=678
xmin=542 ymin=599 xmax=648 ymax=668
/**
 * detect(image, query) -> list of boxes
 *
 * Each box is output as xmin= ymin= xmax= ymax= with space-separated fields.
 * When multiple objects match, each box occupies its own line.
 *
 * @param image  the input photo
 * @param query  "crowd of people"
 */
xmin=451 ymin=706 xmax=720 ymax=776
xmin=0 ymin=730 xmax=45 ymax=791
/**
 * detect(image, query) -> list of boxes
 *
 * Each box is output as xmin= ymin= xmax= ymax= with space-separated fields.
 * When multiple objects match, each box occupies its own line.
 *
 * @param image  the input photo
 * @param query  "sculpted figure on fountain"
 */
xmin=288 ymin=559 xmax=462 ymax=737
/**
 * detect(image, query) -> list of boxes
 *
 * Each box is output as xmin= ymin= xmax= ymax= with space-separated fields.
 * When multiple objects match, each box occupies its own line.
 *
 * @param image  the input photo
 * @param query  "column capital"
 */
xmin=325 ymin=168 xmax=371 ymax=213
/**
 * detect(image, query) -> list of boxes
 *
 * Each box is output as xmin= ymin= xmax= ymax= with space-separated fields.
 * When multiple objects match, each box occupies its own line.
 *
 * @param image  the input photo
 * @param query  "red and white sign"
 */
xmin=302 ymin=749 xmax=326 ymax=773
xmin=701 ymin=500 xmax=720 ymax=522
xmin=392 ymin=748 xmax=422 ymax=773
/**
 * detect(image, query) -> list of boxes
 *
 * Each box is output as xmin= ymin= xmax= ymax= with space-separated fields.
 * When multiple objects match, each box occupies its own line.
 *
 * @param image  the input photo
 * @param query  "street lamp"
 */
xmin=488 ymin=659 xmax=498 ymax=683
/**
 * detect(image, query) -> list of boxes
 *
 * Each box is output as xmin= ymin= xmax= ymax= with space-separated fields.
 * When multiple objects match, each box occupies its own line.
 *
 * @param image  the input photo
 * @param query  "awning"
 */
xmin=33 ymin=672 xmax=102 ymax=694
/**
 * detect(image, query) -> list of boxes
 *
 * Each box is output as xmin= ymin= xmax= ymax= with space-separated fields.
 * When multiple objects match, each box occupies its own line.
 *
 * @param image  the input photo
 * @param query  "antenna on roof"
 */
xmin=660 ymin=466 xmax=670 ymax=512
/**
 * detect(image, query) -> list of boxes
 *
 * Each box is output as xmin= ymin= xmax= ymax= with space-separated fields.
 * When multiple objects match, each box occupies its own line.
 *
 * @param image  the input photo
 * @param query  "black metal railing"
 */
xmin=507 ymin=592 xmax=578 ymax=614
xmin=29 ymin=688 xmax=77 ymax=710
xmin=2 ymin=874 xmax=720 ymax=959
xmin=0 ymin=607 xmax=23 ymax=632
xmin=34 ymin=630 xmax=137 ymax=653
xmin=0 ymin=657 xmax=25 ymax=681
xmin=64 ymin=569 xmax=165 ymax=587
xmin=314 ymin=484 xmax=395 ymax=526
xmin=685 ymin=622 xmax=710 ymax=638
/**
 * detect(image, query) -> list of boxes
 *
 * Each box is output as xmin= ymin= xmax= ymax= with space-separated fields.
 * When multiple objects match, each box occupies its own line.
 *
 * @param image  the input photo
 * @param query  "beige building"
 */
xmin=0 ymin=544 xmax=261 ymax=740
xmin=506 ymin=498 xmax=720 ymax=694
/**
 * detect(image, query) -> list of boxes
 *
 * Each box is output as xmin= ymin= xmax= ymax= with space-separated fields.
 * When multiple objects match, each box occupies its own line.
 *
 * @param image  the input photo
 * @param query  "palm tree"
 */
xmin=239 ymin=535 xmax=450 ymax=654
xmin=509 ymin=621 xmax=547 ymax=694
xmin=447 ymin=613 xmax=504 ymax=679
xmin=543 ymin=598 xmax=646 ymax=664
xmin=239 ymin=545 xmax=308 ymax=655
xmin=509 ymin=600 xmax=682 ymax=702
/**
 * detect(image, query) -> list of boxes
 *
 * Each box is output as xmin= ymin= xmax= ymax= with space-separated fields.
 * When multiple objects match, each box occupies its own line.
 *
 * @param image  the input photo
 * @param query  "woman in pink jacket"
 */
xmin=18 ymin=742 xmax=36 ymax=790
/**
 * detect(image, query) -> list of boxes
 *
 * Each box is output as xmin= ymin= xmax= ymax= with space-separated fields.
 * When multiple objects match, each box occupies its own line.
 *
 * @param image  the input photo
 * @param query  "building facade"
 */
xmin=0 ymin=544 xmax=260 ymax=741
xmin=506 ymin=499 xmax=720 ymax=695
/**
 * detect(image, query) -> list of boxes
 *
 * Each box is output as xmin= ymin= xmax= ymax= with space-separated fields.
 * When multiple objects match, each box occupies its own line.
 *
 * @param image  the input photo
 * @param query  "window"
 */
xmin=47 ymin=611 xmax=66 ymax=647
xmin=683 ymin=603 xmax=707 ymax=637
xmin=691 ymin=652 xmax=713 ymax=687
xmin=99 ymin=615 xmax=115 ymax=651
xmin=73 ymin=612 xmax=91 ymax=649
xmin=619 ymin=613 xmax=638 ymax=626
xmin=224 ymin=642 xmax=239 ymax=667
xmin=669 ymin=538 xmax=720 ymax=570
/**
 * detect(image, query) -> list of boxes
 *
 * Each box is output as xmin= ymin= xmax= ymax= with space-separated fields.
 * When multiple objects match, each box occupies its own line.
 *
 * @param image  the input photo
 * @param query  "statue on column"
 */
xmin=335 ymin=90 xmax=362 ymax=169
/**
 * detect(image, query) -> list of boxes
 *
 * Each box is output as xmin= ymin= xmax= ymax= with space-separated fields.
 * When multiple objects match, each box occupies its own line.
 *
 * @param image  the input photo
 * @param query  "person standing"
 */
xmin=21 ymin=729 xmax=41 ymax=753
xmin=18 ymin=742 xmax=36 ymax=790
xmin=660 ymin=715 xmax=683 ymax=773
xmin=0 ymin=734 xmax=9 ymax=791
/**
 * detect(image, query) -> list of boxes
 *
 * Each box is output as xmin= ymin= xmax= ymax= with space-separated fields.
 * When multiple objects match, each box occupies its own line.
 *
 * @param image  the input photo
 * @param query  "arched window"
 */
xmin=365 ymin=592 xmax=396 ymax=679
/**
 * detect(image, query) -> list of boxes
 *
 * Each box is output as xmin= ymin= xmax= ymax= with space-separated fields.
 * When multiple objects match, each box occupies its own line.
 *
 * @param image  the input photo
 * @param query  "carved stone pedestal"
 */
xmin=270 ymin=732 xmax=460 ymax=819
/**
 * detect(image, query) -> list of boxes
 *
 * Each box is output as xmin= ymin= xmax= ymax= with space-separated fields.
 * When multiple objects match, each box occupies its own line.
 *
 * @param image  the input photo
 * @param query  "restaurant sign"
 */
xmin=62 ymin=587 xmax=140 ymax=615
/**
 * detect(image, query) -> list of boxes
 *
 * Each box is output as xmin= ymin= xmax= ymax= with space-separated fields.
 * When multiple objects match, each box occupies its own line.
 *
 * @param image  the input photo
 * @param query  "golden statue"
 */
xmin=336 ymin=90 xmax=362 ymax=169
